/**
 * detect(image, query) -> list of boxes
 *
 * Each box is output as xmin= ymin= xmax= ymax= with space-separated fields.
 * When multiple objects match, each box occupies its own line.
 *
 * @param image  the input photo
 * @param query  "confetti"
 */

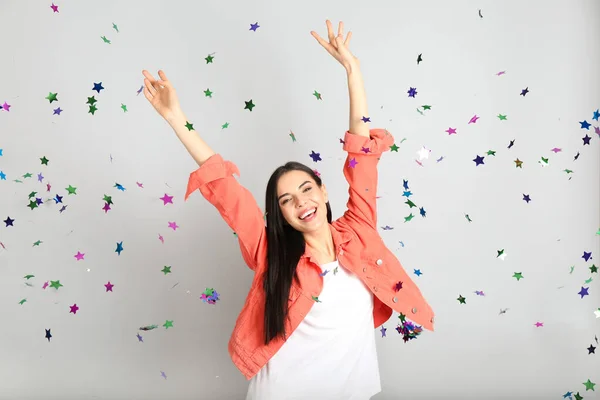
xmin=49 ymin=280 xmax=63 ymax=289
xmin=583 ymin=379 xmax=595 ymax=391
xmin=139 ymin=325 xmax=159 ymax=331
xmin=395 ymin=313 xmax=422 ymax=342
xmin=513 ymin=272 xmax=524 ymax=281
xmin=242 ymin=98 xmax=257 ymax=111
xmin=201 ymin=288 xmax=220 ymax=304
xmin=160 ymin=194 xmax=174 ymax=205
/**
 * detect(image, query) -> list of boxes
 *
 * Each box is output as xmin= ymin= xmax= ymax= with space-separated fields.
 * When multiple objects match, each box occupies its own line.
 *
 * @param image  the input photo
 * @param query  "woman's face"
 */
xmin=276 ymin=170 xmax=328 ymax=233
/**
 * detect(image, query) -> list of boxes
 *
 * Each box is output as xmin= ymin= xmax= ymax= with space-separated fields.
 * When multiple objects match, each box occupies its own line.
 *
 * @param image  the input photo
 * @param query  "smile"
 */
xmin=299 ymin=207 xmax=317 ymax=221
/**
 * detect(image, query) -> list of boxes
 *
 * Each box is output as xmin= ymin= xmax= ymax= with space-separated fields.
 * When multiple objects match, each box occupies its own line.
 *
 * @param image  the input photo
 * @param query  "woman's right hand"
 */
xmin=142 ymin=69 xmax=182 ymax=122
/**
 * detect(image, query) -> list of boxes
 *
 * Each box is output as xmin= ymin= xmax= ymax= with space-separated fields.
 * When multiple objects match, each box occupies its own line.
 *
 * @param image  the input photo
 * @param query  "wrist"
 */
xmin=345 ymin=60 xmax=361 ymax=75
xmin=166 ymin=109 xmax=186 ymax=126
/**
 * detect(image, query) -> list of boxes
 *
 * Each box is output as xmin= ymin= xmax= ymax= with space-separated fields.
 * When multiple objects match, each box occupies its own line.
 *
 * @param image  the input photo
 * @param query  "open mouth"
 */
xmin=299 ymin=207 xmax=317 ymax=222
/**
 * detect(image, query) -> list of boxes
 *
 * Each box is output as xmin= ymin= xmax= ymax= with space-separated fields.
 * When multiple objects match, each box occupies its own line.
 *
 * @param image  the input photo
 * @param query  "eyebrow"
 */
xmin=278 ymin=181 xmax=311 ymax=201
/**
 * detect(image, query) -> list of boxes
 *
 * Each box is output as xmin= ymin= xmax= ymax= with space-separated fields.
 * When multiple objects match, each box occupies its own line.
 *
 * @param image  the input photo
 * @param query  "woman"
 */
xmin=143 ymin=20 xmax=434 ymax=400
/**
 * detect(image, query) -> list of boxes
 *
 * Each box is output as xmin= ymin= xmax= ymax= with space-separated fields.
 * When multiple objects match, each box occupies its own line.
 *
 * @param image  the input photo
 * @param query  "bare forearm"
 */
xmin=166 ymin=111 xmax=216 ymax=167
xmin=346 ymin=65 xmax=370 ymax=138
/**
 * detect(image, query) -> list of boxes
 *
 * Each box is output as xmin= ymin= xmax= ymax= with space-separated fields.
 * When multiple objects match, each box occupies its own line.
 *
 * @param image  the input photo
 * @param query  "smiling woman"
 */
xmin=143 ymin=18 xmax=434 ymax=400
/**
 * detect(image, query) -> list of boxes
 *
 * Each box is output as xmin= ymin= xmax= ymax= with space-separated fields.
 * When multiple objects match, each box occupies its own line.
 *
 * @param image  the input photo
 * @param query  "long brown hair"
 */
xmin=263 ymin=162 xmax=332 ymax=345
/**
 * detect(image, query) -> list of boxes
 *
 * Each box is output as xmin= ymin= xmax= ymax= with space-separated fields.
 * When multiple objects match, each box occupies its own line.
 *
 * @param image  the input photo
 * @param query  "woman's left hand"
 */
xmin=311 ymin=20 xmax=359 ymax=72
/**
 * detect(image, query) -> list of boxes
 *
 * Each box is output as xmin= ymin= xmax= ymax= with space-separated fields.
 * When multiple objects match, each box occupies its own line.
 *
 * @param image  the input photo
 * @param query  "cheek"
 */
xmin=280 ymin=205 xmax=295 ymax=223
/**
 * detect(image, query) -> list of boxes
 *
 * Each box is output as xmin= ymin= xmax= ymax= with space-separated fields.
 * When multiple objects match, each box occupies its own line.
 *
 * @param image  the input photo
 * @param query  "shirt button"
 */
xmin=430 ymin=316 xmax=435 ymax=323
xmin=392 ymin=297 xmax=398 ymax=303
xmin=363 ymin=267 xmax=367 ymax=273
xmin=376 ymin=259 xmax=383 ymax=265
xmin=373 ymin=286 xmax=378 ymax=292
xmin=411 ymin=307 xmax=418 ymax=314
xmin=339 ymin=249 xmax=344 ymax=255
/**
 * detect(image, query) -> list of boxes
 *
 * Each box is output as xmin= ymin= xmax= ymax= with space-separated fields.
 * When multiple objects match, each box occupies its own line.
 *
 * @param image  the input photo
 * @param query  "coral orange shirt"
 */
xmin=185 ymin=128 xmax=435 ymax=380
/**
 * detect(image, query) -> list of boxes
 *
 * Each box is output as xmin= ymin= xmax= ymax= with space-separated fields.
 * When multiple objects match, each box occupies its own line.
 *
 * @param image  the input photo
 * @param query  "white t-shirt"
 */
xmin=246 ymin=259 xmax=381 ymax=400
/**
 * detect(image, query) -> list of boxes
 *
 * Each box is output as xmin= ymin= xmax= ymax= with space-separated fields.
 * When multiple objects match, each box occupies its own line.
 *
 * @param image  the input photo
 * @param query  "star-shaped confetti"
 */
xmin=457 ymin=295 xmax=466 ymax=304
xmin=161 ymin=265 xmax=171 ymax=275
xmin=473 ymin=155 xmax=484 ymax=166
xmin=104 ymin=281 xmax=114 ymax=292
xmin=309 ymin=151 xmax=322 ymax=162
xmin=93 ymin=82 xmax=104 ymax=93
xmin=50 ymin=280 xmax=63 ymax=289
xmin=244 ymin=99 xmax=255 ymax=111
xmin=45 ymin=92 xmax=58 ymax=103
xmin=160 ymin=194 xmax=173 ymax=205
xmin=407 ymin=87 xmax=417 ymax=98
xmin=200 ymin=288 xmax=220 ymax=304
xmin=583 ymin=379 xmax=595 ymax=391
xmin=163 ymin=320 xmax=174 ymax=329
xmin=497 ymin=249 xmax=506 ymax=260
xmin=513 ymin=272 xmax=523 ymax=281
xmin=115 ymin=241 xmax=123 ymax=255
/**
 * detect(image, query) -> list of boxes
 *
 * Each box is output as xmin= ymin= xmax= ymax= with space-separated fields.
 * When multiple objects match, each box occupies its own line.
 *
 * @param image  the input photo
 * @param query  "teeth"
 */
xmin=300 ymin=208 xmax=316 ymax=219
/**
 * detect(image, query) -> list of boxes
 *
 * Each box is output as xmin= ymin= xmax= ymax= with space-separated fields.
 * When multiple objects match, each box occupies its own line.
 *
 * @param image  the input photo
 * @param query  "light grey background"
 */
xmin=0 ymin=0 xmax=599 ymax=399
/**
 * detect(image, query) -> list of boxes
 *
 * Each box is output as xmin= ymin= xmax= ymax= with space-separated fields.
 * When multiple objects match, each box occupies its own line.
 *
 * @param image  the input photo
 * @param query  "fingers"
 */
xmin=311 ymin=31 xmax=334 ymax=52
xmin=142 ymin=86 xmax=153 ymax=102
xmin=344 ymin=31 xmax=352 ymax=47
xmin=158 ymin=70 xmax=170 ymax=85
xmin=338 ymin=21 xmax=343 ymax=38
xmin=142 ymin=69 xmax=156 ymax=82
xmin=326 ymin=20 xmax=335 ymax=44
xmin=144 ymin=78 xmax=158 ymax=96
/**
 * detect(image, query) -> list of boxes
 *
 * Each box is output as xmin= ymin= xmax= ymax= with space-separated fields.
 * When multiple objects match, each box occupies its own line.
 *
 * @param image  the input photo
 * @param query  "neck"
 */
xmin=304 ymin=223 xmax=335 ymax=257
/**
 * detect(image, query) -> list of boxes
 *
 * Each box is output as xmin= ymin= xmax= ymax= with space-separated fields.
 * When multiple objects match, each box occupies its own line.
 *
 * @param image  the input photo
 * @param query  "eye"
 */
xmin=303 ymin=187 xmax=312 ymax=192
